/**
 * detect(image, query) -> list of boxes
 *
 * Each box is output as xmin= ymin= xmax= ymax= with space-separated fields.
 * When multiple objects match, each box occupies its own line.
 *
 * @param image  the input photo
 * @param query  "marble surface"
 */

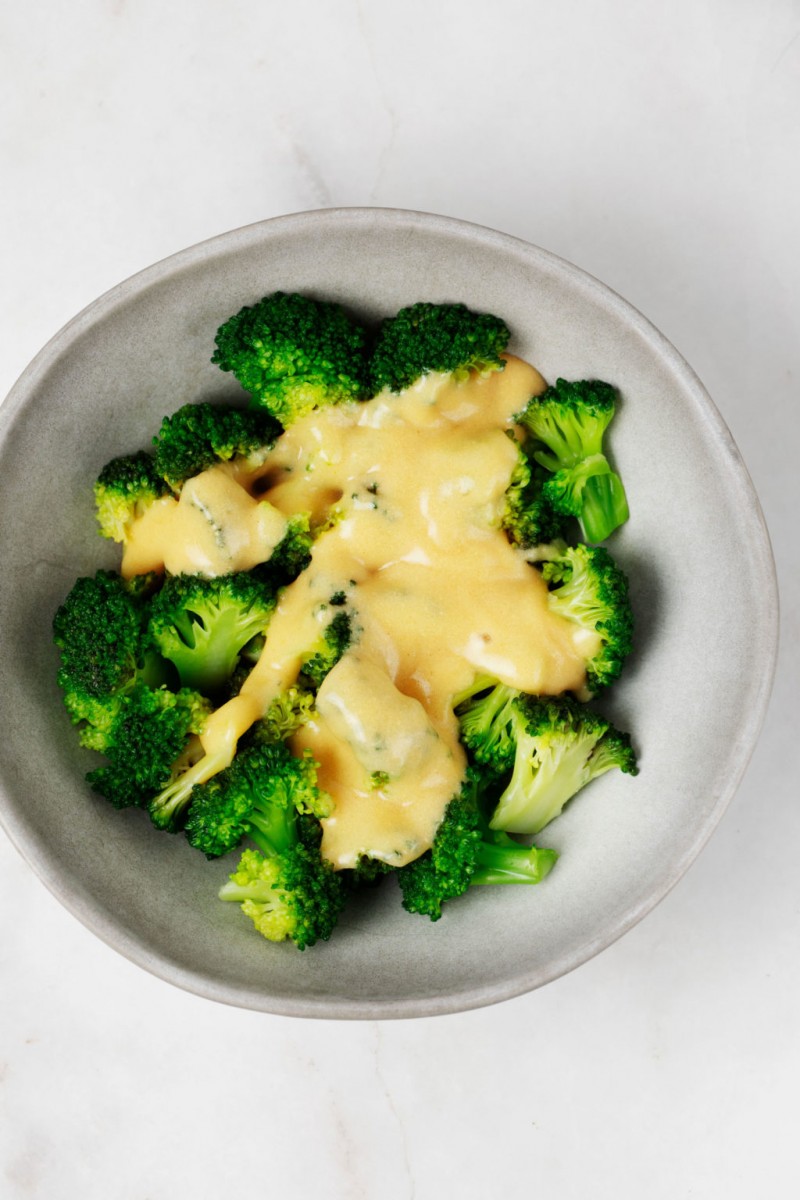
xmin=0 ymin=1 xmax=797 ymax=1196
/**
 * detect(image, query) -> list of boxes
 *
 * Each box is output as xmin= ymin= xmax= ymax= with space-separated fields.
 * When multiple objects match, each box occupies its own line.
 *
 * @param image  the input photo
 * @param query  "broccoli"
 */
xmin=147 ymin=571 xmax=276 ymax=696
xmin=249 ymin=687 xmax=316 ymax=743
xmin=516 ymin=378 xmax=630 ymax=543
xmin=502 ymin=438 xmax=568 ymax=550
xmin=536 ymin=541 xmax=633 ymax=693
xmin=93 ymin=452 xmax=170 ymax=544
xmin=184 ymin=741 xmax=332 ymax=859
xmin=86 ymin=684 xmax=210 ymax=810
xmin=368 ymin=301 xmax=510 ymax=394
xmin=298 ymin=609 xmax=353 ymax=689
xmin=454 ymin=680 xmax=521 ymax=777
xmin=52 ymin=570 xmax=168 ymax=748
xmin=489 ymin=693 xmax=637 ymax=836
xmin=152 ymin=401 xmax=281 ymax=491
xmin=218 ymin=841 xmax=345 ymax=951
xmin=211 ymin=291 xmax=369 ymax=426
xmin=397 ymin=771 xmax=558 ymax=921
xmin=184 ymin=740 xmax=342 ymax=949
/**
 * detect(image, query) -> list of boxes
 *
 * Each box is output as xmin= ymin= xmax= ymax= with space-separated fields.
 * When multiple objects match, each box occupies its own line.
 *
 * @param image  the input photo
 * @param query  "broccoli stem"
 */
xmin=580 ymin=471 xmax=630 ymax=543
xmin=472 ymin=836 xmax=558 ymax=885
xmin=218 ymin=878 xmax=275 ymax=904
xmin=246 ymin=807 xmax=297 ymax=857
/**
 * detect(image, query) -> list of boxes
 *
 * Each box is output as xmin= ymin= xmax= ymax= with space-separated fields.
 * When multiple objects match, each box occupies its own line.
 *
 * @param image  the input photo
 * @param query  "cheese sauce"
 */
xmin=126 ymin=356 xmax=597 ymax=868
xmin=121 ymin=461 xmax=288 ymax=578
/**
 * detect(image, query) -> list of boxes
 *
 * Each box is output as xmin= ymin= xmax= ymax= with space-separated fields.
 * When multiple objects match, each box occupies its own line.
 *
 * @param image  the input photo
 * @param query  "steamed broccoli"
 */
xmin=489 ymin=694 xmax=637 ymax=836
xmin=54 ymin=294 xmax=642 ymax=952
xmin=536 ymin=541 xmax=633 ymax=693
xmin=250 ymin=687 xmax=316 ymax=743
xmin=151 ymin=401 xmax=281 ymax=491
xmin=93 ymin=452 xmax=170 ymax=544
xmin=147 ymin=571 xmax=276 ymax=696
xmin=502 ymin=438 xmax=568 ymax=549
xmin=211 ymin=291 xmax=369 ymax=426
xmin=187 ymin=740 xmax=343 ymax=949
xmin=218 ymin=840 xmax=345 ymax=951
xmin=86 ymin=684 xmax=210 ymax=810
xmin=517 ymin=378 xmax=629 ymax=543
xmin=368 ymin=301 xmax=510 ymax=394
xmin=52 ymin=570 xmax=167 ymax=748
xmin=454 ymin=680 xmax=521 ymax=777
xmin=184 ymin=740 xmax=332 ymax=858
xmin=397 ymin=771 xmax=558 ymax=921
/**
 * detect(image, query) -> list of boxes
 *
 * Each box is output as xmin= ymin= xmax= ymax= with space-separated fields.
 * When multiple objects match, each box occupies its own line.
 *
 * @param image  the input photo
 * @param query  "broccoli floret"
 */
xmin=211 ymin=291 xmax=369 ymax=426
xmin=185 ymin=740 xmax=343 ymax=949
xmin=368 ymin=301 xmax=510 ymax=395
xmin=249 ymin=687 xmax=316 ymax=743
xmin=489 ymin=694 xmax=637 ymax=836
xmin=94 ymin=452 xmax=170 ymax=543
xmin=184 ymin=741 xmax=332 ymax=858
xmin=53 ymin=570 xmax=168 ymax=747
xmin=517 ymin=378 xmax=630 ymax=543
xmin=147 ymin=572 xmax=276 ymax=696
xmin=455 ymin=680 xmax=522 ymax=777
xmin=298 ymin=609 xmax=353 ymax=689
xmin=152 ymin=401 xmax=281 ymax=491
xmin=536 ymin=541 xmax=633 ymax=693
xmin=218 ymin=841 xmax=345 ymax=951
xmin=502 ymin=438 xmax=569 ymax=550
xmin=53 ymin=571 xmax=144 ymax=700
xmin=86 ymin=684 xmax=210 ymax=810
xmin=397 ymin=771 xmax=558 ymax=921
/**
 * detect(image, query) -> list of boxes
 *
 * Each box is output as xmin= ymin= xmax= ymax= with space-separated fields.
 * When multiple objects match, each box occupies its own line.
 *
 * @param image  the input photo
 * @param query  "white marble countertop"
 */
xmin=1 ymin=2 xmax=798 ymax=1196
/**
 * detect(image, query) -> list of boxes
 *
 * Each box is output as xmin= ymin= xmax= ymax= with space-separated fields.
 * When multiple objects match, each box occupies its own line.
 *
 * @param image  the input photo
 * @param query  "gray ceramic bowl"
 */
xmin=0 ymin=209 xmax=778 ymax=1018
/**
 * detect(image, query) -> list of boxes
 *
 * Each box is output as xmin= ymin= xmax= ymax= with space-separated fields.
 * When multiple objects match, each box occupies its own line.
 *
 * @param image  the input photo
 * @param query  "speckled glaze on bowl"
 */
xmin=0 ymin=209 xmax=778 ymax=1018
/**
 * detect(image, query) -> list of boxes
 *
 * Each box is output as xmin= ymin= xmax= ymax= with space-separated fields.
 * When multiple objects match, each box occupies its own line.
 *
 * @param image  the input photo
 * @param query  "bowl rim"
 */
xmin=0 ymin=206 xmax=780 ymax=1019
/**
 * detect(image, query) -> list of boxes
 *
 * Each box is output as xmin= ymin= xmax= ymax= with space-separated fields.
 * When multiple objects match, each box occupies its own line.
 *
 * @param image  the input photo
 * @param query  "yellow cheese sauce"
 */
xmin=126 ymin=355 xmax=597 ymax=868
xmin=121 ymin=461 xmax=288 ymax=578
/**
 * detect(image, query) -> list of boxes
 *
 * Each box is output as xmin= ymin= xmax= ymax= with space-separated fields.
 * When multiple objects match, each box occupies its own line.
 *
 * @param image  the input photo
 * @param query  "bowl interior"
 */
xmin=0 ymin=209 xmax=777 ymax=1017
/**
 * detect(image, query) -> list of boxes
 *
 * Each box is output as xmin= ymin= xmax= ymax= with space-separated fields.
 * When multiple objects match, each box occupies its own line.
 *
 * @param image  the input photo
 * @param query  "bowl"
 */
xmin=0 ymin=208 xmax=778 ymax=1018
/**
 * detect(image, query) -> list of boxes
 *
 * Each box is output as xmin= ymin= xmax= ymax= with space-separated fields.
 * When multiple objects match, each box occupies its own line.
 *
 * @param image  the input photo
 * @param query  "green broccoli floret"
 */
xmin=454 ymin=680 xmax=522 ymax=777
xmin=397 ymin=771 xmax=558 ymax=921
xmin=218 ymin=840 xmax=345 ymax=951
xmin=249 ymin=687 xmax=316 ymax=742
xmin=147 ymin=571 xmax=276 ymax=696
xmin=536 ymin=541 xmax=633 ymax=693
xmin=93 ymin=452 xmax=170 ymax=544
xmin=184 ymin=741 xmax=332 ymax=859
xmin=211 ymin=291 xmax=369 ymax=426
xmin=299 ymin=609 xmax=353 ymax=689
xmin=368 ymin=301 xmax=510 ymax=394
xmin=53 ymin=570 xmax=168 ymax=748
xmin=86 ymin=684 xmax=210 ymax=810
xmin=502 ymin=437 xmax=569 ymax=550
xmin=517 ymin=378 xmax=630 ymax=543
xmin=489 ymin=694 xmax=637 ymax=836
xmin=183 ymin=739 xmax=343 ymax=949
xmin=152 ymin=401 xmax=281 ymax=491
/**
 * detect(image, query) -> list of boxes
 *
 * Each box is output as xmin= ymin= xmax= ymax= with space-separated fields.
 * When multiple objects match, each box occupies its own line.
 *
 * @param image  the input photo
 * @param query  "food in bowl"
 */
xmin=52 ymin=291 xmax=637 ymax=950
